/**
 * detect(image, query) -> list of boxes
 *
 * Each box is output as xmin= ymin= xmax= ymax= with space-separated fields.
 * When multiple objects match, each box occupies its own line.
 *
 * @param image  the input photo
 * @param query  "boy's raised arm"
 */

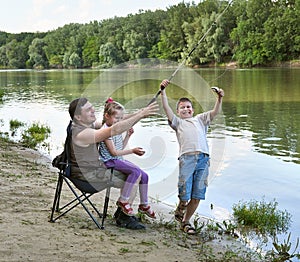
xmin=160 ymin=80 xmax=174 ymax=122
xmin=210 ymin=88 xmax=224 ymax=120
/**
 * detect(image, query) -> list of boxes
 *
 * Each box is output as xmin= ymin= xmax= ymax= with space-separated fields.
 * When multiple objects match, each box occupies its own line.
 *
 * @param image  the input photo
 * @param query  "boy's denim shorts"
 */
xmin=178 ymin=153 xmax=210 ymax=201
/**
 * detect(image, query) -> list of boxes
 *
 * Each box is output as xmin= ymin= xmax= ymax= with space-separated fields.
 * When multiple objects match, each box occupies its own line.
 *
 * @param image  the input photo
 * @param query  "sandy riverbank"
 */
xmin=0 ymin=138 xmax=258 ymax=262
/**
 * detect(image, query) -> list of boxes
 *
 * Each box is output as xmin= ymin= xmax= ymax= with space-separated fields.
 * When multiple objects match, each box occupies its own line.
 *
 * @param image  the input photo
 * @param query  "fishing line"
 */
xmin=148 ymin=0 xmax=233 ymax=104
xmin=207 ymin=53 xmax=236 ymax=85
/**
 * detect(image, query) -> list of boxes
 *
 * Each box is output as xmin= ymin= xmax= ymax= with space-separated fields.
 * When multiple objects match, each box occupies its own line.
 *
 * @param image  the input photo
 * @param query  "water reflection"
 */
xmin=223 ymin=101 xmax=300 ymax=164
xmin=1 ymin=68 xmax=300 ymax=165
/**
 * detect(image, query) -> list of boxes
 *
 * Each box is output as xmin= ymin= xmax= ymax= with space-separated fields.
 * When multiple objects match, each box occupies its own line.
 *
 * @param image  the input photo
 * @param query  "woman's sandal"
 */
xmin=181 ymin=223 xmax=196 ymax=235
xmin=138 ymin=204 xmax=156 ymax=219
xmin=116 ymin=201 xmax=134 ymax=216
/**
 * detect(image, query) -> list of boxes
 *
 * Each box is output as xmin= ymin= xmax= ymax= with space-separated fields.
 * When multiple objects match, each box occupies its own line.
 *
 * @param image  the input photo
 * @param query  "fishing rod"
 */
xmin=148 ymin=0 xmax=233 ymax=105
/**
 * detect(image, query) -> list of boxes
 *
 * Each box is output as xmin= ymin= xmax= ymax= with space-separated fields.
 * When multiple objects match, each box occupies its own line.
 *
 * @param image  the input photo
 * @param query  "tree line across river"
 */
xmin=0 ymin=0 xmax=299 ymax=69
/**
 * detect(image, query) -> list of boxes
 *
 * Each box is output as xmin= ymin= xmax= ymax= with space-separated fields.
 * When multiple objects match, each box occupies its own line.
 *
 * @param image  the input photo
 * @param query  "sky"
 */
xmin=0 ymin=0 xmax=195 ymax=34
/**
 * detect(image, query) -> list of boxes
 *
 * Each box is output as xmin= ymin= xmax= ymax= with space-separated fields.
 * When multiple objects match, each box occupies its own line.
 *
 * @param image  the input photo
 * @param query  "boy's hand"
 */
xmin=211 ymin=86 xmax=224 ymax=98
xmin=160 ymin=79 xmax=170 ymax=91
xmin=218 ymin=88 xmax=224 ymax=97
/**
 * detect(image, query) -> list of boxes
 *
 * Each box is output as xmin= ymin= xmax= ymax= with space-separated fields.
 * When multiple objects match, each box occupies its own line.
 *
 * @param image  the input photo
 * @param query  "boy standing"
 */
xmin=160 ymin=79 xmax=224 ymax=234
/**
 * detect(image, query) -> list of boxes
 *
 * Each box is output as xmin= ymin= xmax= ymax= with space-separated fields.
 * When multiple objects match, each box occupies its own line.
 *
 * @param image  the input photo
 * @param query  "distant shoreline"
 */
xmin=1 ymin=60 xmax=300 ymax=71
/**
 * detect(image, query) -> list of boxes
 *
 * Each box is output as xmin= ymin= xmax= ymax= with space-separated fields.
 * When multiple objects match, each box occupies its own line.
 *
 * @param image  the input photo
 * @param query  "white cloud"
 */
xmin=0 ymin=0 xmax=198 ymax=33
xmin=77 ymin=0 xmax=93 ymax=20
xmin=32 ymin=0 xmax=54 ymax=16
xmin=55 ymin=4 xmax=68 ymax=14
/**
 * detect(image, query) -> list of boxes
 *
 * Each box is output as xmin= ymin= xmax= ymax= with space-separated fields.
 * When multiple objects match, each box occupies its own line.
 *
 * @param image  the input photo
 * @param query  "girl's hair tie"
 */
xmin=106 ymin=97 xmax=114 ymax=103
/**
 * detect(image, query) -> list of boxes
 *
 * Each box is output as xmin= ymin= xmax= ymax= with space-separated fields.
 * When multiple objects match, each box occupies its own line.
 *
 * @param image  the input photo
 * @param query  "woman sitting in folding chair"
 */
xmin=68 ymin=97 xmax=158 ymax=229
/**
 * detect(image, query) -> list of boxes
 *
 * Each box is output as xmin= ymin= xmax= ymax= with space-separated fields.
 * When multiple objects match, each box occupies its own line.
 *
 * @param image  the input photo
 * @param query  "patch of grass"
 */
xmin=144 ymin=214 xmax=258 ymax=261
xmin=21 ymin=122 xmax=51 ymax=149
xmin=9 ymin=119 xmax=25 ymax=132
xmin=21 ymin=219 xmax=35 ymax=225
xmin=119 ymin=247 xmax=130 ymax=254
xmin=139 ymin=240 xmax=157 ymax=247
xmin=0 ymin=90 xmax=4 ymax=101
xmin=266 ymin=233 xmax=300 ymax=261
xmin=115 ymin=240 xmax=130 ymax=244
xmin=2 ymin=120 xmax=51 ymax=151
xmin=232 ymin=197 xmax=291 ymax=237
xmin=0 ymin=131 xmax=10 ymax=141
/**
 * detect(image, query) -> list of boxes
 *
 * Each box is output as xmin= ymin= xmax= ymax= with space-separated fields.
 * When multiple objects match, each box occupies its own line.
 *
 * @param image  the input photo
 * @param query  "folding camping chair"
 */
xmin=49 ymin=121 xmax=113 ymax=230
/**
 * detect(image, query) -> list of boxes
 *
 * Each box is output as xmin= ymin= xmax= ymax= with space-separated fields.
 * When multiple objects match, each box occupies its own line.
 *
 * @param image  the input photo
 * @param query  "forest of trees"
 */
xmin=0 ymin=0 xmax=299 ymax=69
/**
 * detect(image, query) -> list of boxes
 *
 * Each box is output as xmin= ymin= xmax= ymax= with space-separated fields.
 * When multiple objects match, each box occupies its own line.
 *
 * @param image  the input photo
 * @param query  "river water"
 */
xmin=1 ymin=65 xmax=299 ymax=252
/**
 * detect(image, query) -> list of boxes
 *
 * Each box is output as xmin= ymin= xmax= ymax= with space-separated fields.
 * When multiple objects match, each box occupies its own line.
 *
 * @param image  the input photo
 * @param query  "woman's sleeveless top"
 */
xmin=70 ymin=122 xmax=106 ymax=180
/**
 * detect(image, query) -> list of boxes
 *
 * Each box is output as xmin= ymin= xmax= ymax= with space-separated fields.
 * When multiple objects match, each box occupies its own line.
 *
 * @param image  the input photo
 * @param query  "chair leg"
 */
xmin=82 ymin=192 xmax=103 ymax=218
xmin=50 ymin=172 xmax=64 ymax=222
xmin=50 ymin=174 xmax=96 ymax=222
xmin=55 ymin=173 xmax=64 ymax=211
xmin=101 ymin=168 xmax=114 ymax=229
xmin=63 ymin=177 xmax=102 ymax=229
xmin=50 ymin=169 xmax=114 ymax=230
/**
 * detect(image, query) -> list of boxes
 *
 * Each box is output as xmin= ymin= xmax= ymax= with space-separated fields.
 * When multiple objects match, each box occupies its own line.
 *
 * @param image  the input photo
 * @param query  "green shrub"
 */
xmin=9 ymin=119 xmax=25 ymax=135
xmin=266 ymin=233 xmax=300 ymax=261
xmin=21 ymin=123 xmax=51 ymax=149
xmin=232 ymin=198 xmax=291 ymax=236
xmin=0 ymin=89 xmax=4 ymax=101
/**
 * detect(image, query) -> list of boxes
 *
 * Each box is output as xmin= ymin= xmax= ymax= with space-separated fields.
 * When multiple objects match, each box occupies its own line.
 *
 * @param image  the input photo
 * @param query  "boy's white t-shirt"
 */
xmin=170 ymin=111 xmax=211 ymax=157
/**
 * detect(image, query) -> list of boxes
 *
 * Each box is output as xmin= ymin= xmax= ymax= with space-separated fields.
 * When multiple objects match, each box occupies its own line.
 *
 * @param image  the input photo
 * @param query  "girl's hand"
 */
xmin=132 ymin=147 xmax=145 ymax=156
xmin=127 ymin=127 xmax=134 ymax=136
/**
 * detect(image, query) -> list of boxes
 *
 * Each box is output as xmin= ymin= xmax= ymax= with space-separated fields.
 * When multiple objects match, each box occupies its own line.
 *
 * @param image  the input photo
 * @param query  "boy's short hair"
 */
xmin=176 ymin=97 xmax=193 ymax=109
xmin=69 ymin=97 xmax=88 ymax=120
